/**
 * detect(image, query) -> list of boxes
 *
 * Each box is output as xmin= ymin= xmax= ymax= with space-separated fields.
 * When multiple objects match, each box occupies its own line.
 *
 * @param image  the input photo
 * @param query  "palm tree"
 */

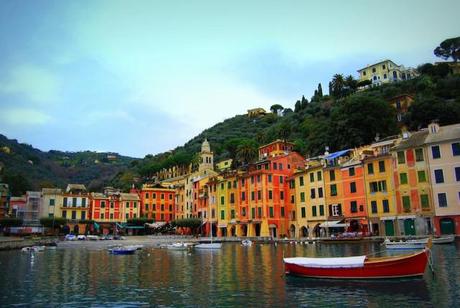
xmin=331 ymin=74 xmax=345 ymax=98
xmin=345 ymin=75 xmax=358 ymax=93
xmin=236 ymin=141 xmax=258 ymax=165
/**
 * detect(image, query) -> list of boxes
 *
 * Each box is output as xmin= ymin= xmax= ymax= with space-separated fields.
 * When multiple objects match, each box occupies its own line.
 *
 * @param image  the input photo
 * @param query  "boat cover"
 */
xmin=284 ymin=256 xmax=366 ymax=268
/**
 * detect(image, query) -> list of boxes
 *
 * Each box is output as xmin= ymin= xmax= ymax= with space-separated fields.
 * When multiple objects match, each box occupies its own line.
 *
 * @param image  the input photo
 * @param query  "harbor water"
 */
xmin=0 ymin=241 xmax=459 ymax=307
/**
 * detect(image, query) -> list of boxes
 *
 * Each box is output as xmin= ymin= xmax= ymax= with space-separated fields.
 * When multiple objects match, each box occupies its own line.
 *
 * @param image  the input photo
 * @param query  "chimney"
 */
xmin=428 ymin=121 xmax=440 ymax=134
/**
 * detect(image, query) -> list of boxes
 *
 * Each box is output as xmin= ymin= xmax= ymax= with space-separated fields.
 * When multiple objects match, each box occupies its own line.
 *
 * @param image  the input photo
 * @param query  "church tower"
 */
xmin=199 ymin=138 xmax=214 ymax=172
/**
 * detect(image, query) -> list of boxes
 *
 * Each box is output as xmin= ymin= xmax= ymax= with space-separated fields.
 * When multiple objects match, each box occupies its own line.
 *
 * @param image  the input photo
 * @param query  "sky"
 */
xmin=0 ymin=0 xmax=459 ymax=158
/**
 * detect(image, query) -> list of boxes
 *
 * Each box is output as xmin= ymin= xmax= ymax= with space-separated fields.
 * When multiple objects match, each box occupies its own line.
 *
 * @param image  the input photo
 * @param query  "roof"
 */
xmin=424 ymin=123 xmax=460 ymax=145
xmin=119 ymin=193 xmax=140 ymax=201
xmin=341 ymin=158 xmax=362 ymax=168
xmin=357 ymin=59 xmax=397 ymax=72
xmin=392 ymin=130 xmax=429 ymax=151
xmin=66 ymin=184 xmax=87 ymax=193
xmin=258 ymin=139 xmax=295 ymax=149
xmin=325 ymin=149 xmax=352 ymax=160
xmin=41 ymin=188 xmax=62 ymax=194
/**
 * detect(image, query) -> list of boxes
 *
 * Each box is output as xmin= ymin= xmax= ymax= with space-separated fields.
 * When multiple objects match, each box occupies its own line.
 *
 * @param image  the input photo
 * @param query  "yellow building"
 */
xmin=247 ymin=107 xmax=266 ymax=118
xmin=119 ymin=193 xmax=140 ymax=221
xmin=357 ymin=59 xmax=417 ymax=87
xmin=60 ymin=184 xmax=90 ymax=221
xmin=216 ymin=159 xmax=233 ymax=172
xmin=291 ymin=161 xmax=326 ymax=238
xmin=41 ymin=188 xmax=63 ymax=218
xmin=362 ymin=139 xmax=398 ymax=236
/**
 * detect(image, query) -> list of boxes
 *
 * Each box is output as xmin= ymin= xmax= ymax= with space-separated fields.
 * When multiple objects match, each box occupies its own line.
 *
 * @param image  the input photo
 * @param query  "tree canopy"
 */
xmin=434 ymin=36 xmax=460 ymax=62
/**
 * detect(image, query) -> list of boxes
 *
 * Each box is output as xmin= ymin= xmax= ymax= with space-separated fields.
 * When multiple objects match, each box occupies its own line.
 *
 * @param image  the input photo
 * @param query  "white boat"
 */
xmin=195 ymin=242 xmax=222 ymax=249
xmin=433 ymin=234 xmax=455 ymax=244
xmin=166 ymin=242 xmax=189 ymax=250
xmin=384 ymin=238 xmax=428 ymax=250
xmin=241 ymin=239 xmax=253 ymax=247
xmin=21 ymin=246 xmax=46 ymax=252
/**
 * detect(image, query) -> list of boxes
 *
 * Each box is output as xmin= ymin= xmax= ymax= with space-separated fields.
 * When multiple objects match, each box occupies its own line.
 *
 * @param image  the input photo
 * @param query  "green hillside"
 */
xmin=0 ymin=135 xmax=137 ymax=195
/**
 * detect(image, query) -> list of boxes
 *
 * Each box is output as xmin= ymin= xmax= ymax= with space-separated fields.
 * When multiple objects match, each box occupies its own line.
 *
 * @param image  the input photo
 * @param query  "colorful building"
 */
xmin=139 ymin=183 xmax=175 ymax=222
xmin=424 ymin=123 xmax=460 ymax=235
xmin=119 ymin=193 xmax=140 ymax=221
xmin=392 ymin=131 xmax=434 ymax=236
xmin=357 ymin=59 xmax=417 ymax=87
xmin=362 ymin=139 xmax=398 ymax=236
xmin=41 ymin=188 xmax=63 ymax=218
xmin=258 ymin=139 xmax=295 ymax=160
xmin=388 ymin=94 xmax=414 ymax=126
xmin=60 ymin=184 xmax=90 ymax=222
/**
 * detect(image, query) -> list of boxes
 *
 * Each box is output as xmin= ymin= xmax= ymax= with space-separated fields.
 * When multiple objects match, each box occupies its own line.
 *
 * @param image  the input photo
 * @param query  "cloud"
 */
xmin=0 ymin=108 xmax=52 ymax=125
xmin=0 ymin=64 xmax=60 ymax=104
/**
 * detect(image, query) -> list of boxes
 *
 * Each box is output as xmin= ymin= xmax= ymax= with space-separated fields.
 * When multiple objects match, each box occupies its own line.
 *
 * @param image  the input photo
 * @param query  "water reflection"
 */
xmin=0 ymin=242 xmax=458 ymax=306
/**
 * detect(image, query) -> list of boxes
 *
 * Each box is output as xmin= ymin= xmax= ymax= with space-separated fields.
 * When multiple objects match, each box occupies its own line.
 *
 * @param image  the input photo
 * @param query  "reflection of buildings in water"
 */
xmin=285 ymin=277 xmax=431 ymax=305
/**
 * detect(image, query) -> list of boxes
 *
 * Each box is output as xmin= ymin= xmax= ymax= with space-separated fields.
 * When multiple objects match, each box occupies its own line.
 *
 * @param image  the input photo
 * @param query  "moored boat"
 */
xmin=284 ymin=247 xmax=430 ymax=279
xmin=108 ymin=246 xmax=137 ymax=255
xmin=384 ymin=238 xmax=428 ymax=250
xmin=195 ymin=242 xmax=222 ymax=249
xmin=241 ymin=239 xmax=253 ymax=247
xmin=166 ymin=242 xmax=189 ymax=250
xmin=432 ymin=234 xmax=455 ymax=244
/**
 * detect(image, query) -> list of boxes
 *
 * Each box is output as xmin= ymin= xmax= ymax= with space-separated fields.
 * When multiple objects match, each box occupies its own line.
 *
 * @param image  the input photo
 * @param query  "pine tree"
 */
xmin=318 ymin=83 xmax=323 ymax=97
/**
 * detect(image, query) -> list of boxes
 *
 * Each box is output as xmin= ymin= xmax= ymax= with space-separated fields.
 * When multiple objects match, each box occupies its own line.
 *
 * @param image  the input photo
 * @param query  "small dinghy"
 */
xmin=108 ymin=246 xmax=137 ymax=255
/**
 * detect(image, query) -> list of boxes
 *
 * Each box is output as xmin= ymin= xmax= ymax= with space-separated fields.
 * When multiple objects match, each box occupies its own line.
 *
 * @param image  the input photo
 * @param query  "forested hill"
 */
xmin=1 ymin=63 xmax=460 ymax=194
xmin=0 ymin=134 xmax=137 ymax=195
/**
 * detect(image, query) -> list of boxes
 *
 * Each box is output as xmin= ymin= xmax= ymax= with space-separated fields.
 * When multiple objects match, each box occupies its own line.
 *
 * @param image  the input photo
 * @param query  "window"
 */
xmin=161 ymin=194 xmax=164 ymax=199
xmin=221 ymin=183 xmax=224 ymax=190
xmin=312 ymin=206 xmax=317 ymax=217
xmin=279 ymin=163 xmax=283 ymax=170
xmin=269 ymin=207 xmax=274 ymax=218
xmin=268 ymin=190 xmax=273 ymax=200
xmin=438 ymin=193 xmax=447 ymax=207
xmin=145 ymin=193 xmax=149 ymax=199
xmin=71 ymin=211 xmax=76 ymax=220
xmin=350 ymin=182 xmax=356 ymax=193
xmin=418 ymin=170 xmax=427 ymax=182
xmin=110 ymin=202 xmax=114 ymax=209
xmin=257 ymin=175 xmax=261 ymax=183
xmin=241 ymin=208 xmax=246 ymax=217
xmin=452 ymin=143 xmax=460 ymax=156
xmin=279 ymin=176 xmax=284 ymax=184
xmin=101 ymin=201 xmax=106 ymax=208
xmin=233 ymin=181 xmax=237 ymax=188
xmin=330 ymin=184 xmax=337 ymax=196
xmin=415 ymin=148 xmax=424 ymax=162
xmin=169 ymin=194 xmax=172 ymax=200
xmin=310 ymin=173 xmax=314 ymax=182
xmin=383 ymin=73 xmax=387 ymax=79
xmin=153 ymin=193 xmax=156 ymax=199
xmin=81 ymin=211 xmax=86 ymax=220
xmin=161 ymin=204 xmax=164 ymax=211
xmin=241 ymin=192 xmax=246 ymax=201
xmin=72 ymin=198 xmax=77 ymax=207
xmin=372 ymin=67 xmax=376 ymax=73
xmin=371 ymin=201 xmax=377 ymax=214
xmin=82 ymin=198 xmax=86 ymax=207
xmin=280 ymin=191 xmax=284 ymax=200
xmin=382 ymin=64 xmax=386 ymax=69
xmin=63 ymin=197 xmax=68 ymax=207
xmin=421 ymin=194 xmax=429 ymax=208
xmin=273 ymin=163 xmax=277 ymax=170
xmin=300 ymin=192 xmax=305 ymax=202
xmin=378 ymin=161 xmax=385 ymax=173
xmin=290 ymin=195 xmax=295 ymax=203
xmin=299 ymin=176 xmax=304 ymax=186
xmin=400 ymin=173 xmax=408 ymax=184
xmin=257 ymin=190 xmax=262 ymax=200
xmin=367 ymin=163 xmax=374 ymax=174
xmin=221 ymin=210 xmax=225 ymax=220
xmin=432 ymin=146 xmax=441 ymax=159
xmin=145 ymin=204 xmax=149 ymax=211
xmin=329 ymin=170 xmax=335 ymax=181
xmin=230 ymin=193 xmax=235 ymax=203
xmin=301 ymin=207 xmax=306 ymax=218
xmin=434 ymin=169 xmax=444 ymax=183
xmin=231 ymin=210 xmax=235 ymax=219
xmin=258 ymin=207 xmax=262 ymax=218
xmin=227 ymin=182 xmax=231 ymax=189
xmin=350 ymin=201 xmax=357 ymax=213
xmin=456 ymin=167 xmax=460 ymax=181
xmin=318 ymin=187 xmax=323 ymax=198
xmin=220 ymin=196 xmax=224 ymax=205
xmin=134 ymin=202 xmax=137 ymax=208
xmin=251 ymin=208 xmax=255 ymax=219
xmin=268 ymin=175 xmax=272 ymax=183
xmin=349 ymin=167 xmax=355 ymax=176
xmin=382 ymin=199 xmax=389 ymax=213
xmin=397 ymin=151 xmax=405 ymax=164
xmin=281 ymin=207 xmax=285 ymax=217
xmin=251 ymin=191 xmax=255 ymax=201
xmin=319 ymin=205 xmax=324 ymax=216
xmin=126 ymin=202 xmax=129 ymax=208
xmin=101 ymin=213 xmax=104 ymax=219
xmin=62 ymin=210 xmax=67 ymax=218
xmin=363 ymin=71 xmax=366 ymax=76
xmin=310 ymin=188 xmax=316 ymax=199
xmin=402 ymin=196 xmax=411 ymax=212
xmin=49 ymin=199 xmax=55 ymax=206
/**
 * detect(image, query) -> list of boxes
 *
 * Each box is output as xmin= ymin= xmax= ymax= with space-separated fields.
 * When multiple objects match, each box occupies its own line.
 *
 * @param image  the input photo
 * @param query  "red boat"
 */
xmin=284 ymin=241 xmax=431 ymax=279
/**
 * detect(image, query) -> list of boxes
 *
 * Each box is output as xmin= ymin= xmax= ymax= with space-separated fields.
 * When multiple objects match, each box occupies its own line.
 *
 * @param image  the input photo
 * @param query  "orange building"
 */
xmin=340 ymin=159 xmax=368 ymax=233
xmin=258 ymin=139 xmax=295 ymax=160
xmin=140 ymin=184 xmax=175 ymax=222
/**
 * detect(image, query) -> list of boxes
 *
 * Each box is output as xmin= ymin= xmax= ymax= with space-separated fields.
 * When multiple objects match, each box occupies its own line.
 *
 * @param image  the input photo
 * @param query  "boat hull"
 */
xmin=195 ymin=243 xmax=222 ymax=249
xmin=109 ymin=248 xmax=136 ymax=255
xmin=284 ymin=249 xmax=429 ymax=279
xmin=433 ymin=235 xmax=455 ymax=244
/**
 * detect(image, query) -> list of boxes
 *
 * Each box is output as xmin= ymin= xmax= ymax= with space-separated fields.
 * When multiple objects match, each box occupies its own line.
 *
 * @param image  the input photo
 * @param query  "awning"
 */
xmin=218 ymin=223 xmax=227 ymax=228
xmin=269 ymin=224 xmax=277 ymax=228
xmin=380 ymin=216 xmax=396 ymax=221
xmin=319 ymin=220 xmax=348 ymax=228
xmin=325 ymin=149 xmax=351 ymax=160
xmin=398 ymin=215 xmax=416 ymax=219
xmin=145 ymin=222 xmax=167 ymax=228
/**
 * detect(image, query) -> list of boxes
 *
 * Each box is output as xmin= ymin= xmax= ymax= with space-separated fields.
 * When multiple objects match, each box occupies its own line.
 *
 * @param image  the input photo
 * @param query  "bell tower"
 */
xmin=199 ymin=139 xmax=214 ymax=172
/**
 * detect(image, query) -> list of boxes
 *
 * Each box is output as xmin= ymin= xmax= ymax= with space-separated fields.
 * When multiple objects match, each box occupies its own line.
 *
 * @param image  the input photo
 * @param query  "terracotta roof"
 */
xmin=392 ymin=130 xmax=429 ymax=151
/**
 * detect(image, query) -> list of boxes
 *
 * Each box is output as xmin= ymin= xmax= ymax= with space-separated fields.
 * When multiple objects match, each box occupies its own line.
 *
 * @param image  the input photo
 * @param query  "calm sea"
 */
xmin=0 ymin=241 xmax=459 ymax=307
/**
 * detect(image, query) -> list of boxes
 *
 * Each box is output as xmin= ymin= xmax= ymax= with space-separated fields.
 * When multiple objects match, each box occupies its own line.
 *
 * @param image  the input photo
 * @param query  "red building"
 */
xmin=139 ymin=184 xmax=175 ymax=222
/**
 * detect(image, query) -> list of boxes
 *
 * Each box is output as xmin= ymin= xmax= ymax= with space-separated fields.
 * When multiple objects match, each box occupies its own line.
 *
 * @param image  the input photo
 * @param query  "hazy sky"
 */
xmin=0 ymin=0 xmax=459 ymax=158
